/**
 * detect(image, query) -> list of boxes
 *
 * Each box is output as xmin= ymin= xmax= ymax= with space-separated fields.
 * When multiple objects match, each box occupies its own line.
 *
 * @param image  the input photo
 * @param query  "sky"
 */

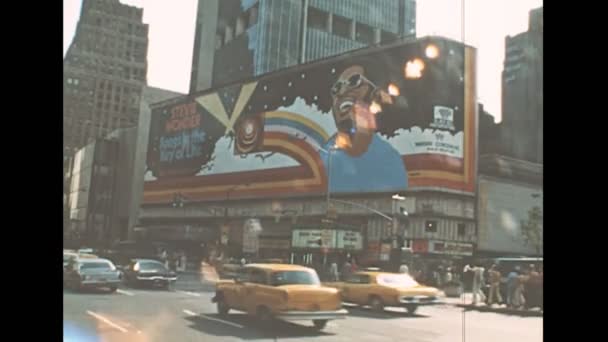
xmin=63 ymin=0 xmax=542 ymax=122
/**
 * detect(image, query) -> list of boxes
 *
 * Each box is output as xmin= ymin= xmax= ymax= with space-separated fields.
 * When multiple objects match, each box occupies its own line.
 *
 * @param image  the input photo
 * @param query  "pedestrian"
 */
xmin=471 ymin=264 xmax=486 ymax=305
xmin=506 ymin=266 xmax=520 ymax=308
xmin=182 ymin=252 xmax=188 ymax=271
xmin=329 ymin=261 xmax=339 ymax=281
xmin=526 ymin=264 xmax=541 ymax=309
xmin=512 ymin=269 xmax=528 ymax=310
xmin=444 ymin=267 xmax=453 ymax=284
xmin=487 ymin=264 xmax=502 ymax=306
xmin=399 ymin=264 xmax=409 ymax=274
xmin=463 ymin=263 xmax=474 ymax=293
xmin=539 ymin=265 xmax=543 ymax=310
xmin=160 ymin=249 xmax=169 ymax=269
xmin=341 ymin=260 xmax=353 ymax=281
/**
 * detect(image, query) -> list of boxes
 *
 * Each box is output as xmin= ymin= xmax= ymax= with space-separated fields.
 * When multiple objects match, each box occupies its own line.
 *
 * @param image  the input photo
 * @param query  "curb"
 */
xmin=455 ymin=304 xmax=543 ymax=317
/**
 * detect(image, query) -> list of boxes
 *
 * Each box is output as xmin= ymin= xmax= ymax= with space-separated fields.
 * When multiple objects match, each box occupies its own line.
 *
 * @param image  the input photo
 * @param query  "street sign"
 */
xmin=321 ymin=229 xmax=333 ymax=246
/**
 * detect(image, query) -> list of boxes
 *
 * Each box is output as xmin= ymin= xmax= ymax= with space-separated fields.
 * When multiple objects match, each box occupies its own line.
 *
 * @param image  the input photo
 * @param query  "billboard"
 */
xmin=144 ymin=37 xmax=476 ymax=204
xmin=477 ymin=177 xmax=543 ymax=255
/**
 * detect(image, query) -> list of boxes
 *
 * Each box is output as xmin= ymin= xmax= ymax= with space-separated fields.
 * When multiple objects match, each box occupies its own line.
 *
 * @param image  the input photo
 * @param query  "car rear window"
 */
xmin=139 ymin=261 xmax=167 ymax=271
xmin=80 ymin=262 xmax=114 ymax=270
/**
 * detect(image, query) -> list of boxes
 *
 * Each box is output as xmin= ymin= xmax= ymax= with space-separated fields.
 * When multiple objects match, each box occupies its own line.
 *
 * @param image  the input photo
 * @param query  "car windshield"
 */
xmin=80 ymin=261 xmax=114 ymax=271
xmin=377 ymin=274 xmax=419 ymax=288
xmin=139 ymin=261 xmax=167 ymax=271
xmin=270 ymin=271 xmax=320 ymax=286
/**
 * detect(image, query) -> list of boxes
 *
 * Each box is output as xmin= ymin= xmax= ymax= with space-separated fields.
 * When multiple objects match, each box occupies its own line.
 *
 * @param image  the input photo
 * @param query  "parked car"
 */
xmin=122 ymin=259 xmax=177 ymax=289
xmin=64 ymin=251 xmax=99 ymax=285
xmin=64 ymin=258 xmax=122 ymax=292
xmin=324 ymin=271 xmax=443 ymax=315
xmin=212 ymin=263 xmax=348 ymax=330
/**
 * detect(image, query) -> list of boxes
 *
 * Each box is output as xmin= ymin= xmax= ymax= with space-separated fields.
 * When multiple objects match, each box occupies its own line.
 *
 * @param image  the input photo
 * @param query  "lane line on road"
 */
xmin=183 ymin=309 xmax=197 ymax=316
xmin=116 ymin=289 xmax=134 ymax=296
xmin=86 ymin=310 xmax=129 ymax=333
xmin=200 ymin=314 xmax=245 ymax=329
xmin=176 ymin=290 xmax=201 ymax=297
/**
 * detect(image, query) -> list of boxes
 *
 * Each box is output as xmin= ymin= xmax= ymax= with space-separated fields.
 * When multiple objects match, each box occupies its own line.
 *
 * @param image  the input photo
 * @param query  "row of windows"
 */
xmin=216 ymin=4 xmax=259 ymax=49
xmin=89 ymin=0 xmax=142 ymax=19
xmin=88 ymin=11 xmax=145 ymax=35
xmin=307 ymin=7 xmax=398 ymax=45
xmin=423 ymin=221 xmax=467 ymax=236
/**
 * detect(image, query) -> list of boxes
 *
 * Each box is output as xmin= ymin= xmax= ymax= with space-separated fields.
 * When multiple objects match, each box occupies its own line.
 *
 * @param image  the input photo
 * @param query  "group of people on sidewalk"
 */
xmin=464 ymin=262 xmax=543 ymax=310
xmin=159 ymin=249 xmax=188 ymax=272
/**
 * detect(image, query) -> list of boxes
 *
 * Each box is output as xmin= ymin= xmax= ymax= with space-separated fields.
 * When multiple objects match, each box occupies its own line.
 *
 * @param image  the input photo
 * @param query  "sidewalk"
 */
xmin=443 ymin=294 xmax=543 ymax=317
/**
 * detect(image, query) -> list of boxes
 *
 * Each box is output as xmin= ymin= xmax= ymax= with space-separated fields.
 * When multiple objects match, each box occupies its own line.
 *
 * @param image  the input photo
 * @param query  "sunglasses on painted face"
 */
xmin=331 ymin=74 xmax=377 ymax=96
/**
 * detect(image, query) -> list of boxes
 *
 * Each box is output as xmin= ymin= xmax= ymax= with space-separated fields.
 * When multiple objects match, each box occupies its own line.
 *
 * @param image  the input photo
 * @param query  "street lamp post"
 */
xmin=318 ymin=146 xmax=338 ymax=212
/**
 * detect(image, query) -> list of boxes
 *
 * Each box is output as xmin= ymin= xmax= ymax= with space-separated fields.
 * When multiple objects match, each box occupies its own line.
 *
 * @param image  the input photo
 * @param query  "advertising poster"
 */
xmin=144 ymin=37 xmax=476 ymax=204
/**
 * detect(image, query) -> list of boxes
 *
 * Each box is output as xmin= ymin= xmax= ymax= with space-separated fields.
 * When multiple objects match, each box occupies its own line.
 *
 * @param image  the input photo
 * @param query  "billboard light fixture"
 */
xmin=388 ymin=83 xmax=400 ymax=96
xmin=405 ymin=58 xmax=425 ymax=79
xmin=425 ymin=44 xmax=439 ymax=59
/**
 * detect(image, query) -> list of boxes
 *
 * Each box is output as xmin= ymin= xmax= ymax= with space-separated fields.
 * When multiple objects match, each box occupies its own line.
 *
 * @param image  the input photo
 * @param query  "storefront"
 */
xmin=290 ymin=223 xmax=365 ymax=273
xmin=409 ymin=239 xmax=475 ymax=285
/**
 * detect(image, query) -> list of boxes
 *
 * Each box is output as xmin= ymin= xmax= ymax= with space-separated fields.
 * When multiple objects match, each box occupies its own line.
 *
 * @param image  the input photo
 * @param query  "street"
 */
xmin=64 ymin=276 xmax=543 ymax=342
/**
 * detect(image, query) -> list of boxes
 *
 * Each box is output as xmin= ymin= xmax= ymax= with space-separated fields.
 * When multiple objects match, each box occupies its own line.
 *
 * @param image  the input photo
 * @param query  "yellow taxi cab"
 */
xmin=324 ymin=271 xmax=442 ymax=314
xmin=212 ymin=263 xmax=348 ymax=330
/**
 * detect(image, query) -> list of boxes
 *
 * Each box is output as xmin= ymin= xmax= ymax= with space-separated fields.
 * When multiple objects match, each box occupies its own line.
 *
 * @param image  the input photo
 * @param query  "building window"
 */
xmin=215 ymin=33 xmax=223 ymax=50
xmin=224 ymin=26 xmax=234 ymax=44
xmin=332 ymin=15 xmax=351 ymax=39
xmin=307 ymin=7 xmax=329 ymax=31
xmin=355 ymin=22 xmax=374 ymax=44
xmin=457 ymin=223 xmax=466 ymax=236
xmin=381 ymin=30 xmax=398 ymax=43
xmin=235 ymin=15 xmax=246 ymax=36
xmin=248 ymin=4 xmax=258 ymax=27
xmin=425 ymin=220 xmax=437 ymax=233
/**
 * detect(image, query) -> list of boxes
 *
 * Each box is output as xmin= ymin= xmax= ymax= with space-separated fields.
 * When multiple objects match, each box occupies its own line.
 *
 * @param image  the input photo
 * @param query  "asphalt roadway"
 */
xmin=64 ymin=275 xmax=543 ymax=342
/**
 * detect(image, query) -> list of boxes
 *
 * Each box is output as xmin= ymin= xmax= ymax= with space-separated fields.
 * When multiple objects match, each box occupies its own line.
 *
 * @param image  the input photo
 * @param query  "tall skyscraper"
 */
xmin=64 ymin=0 xmax=149 ymax=158
xmin=189 ymin=0 xmax=416 ymax=92
xmin=500 ymin=7 xmax=543 ymax=163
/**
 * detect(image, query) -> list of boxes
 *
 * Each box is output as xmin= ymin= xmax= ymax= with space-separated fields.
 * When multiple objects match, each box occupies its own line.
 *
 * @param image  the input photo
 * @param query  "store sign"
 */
xmin=258 ymin=236 xmax=290 ymax=250
xmin=243 ymin=219 xmax=262 ymax=253
xmin=292 ymin=229 xmax=327 ymax=248
xmin=429 ymin=240 xmax=474 ymax=256
xmin=412 ymin=239 xmax=429 ymax=254
xmin=292 ymin=229 xmax=361 ymax=249
xmin=336 ymin=231 xmax=363 ymax=250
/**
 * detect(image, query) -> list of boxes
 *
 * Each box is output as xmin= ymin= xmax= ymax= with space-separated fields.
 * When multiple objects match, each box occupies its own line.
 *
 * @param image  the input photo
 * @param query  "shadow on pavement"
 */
xmin=185 ymin=313 xmax=336 ymax=340
xmin=63 ymin=287 xmax=116 ymax=295
xmin=345 ymin=306 xmax=430 ymax=319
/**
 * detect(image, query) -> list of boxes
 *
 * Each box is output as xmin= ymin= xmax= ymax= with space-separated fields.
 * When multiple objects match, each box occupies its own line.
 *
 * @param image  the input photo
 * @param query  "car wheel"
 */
xmin=256 ymin=306 xmax=272 ymax=324
xmin=313 ymin=319 xmax=328 ymax=330
xmin=217 ymin=297 xmax=230 ymax=316
xmin=405 ymin=304 xmax=418 ymax=315
xmin=369 ymin=296 xmax=384 ymax=312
